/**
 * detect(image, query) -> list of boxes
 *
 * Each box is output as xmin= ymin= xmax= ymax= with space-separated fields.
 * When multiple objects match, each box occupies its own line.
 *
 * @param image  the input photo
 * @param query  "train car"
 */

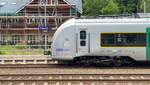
xmin=51 ymin=18 xmax=150 ymax=66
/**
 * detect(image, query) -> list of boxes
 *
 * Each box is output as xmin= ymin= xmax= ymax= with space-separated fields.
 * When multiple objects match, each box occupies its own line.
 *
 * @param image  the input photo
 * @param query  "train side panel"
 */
xmin=77 ymin=23 xmax=148 ymax=61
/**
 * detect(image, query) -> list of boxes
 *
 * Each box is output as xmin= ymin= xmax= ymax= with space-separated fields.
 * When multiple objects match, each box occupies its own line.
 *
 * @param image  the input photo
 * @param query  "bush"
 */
xmin=0 ymin=51 xmax=8 ymax=55
xmin=15 ymin=45 xmax=26 ymax=49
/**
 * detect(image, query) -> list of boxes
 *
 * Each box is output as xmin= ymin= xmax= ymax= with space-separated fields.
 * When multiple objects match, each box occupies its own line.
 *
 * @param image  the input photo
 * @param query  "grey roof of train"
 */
xmin=75 ymin=18 xmax=150 ymax=23
xmin=0 ymin=0 xmax=82 ymax=15
xmin=60 ymin=18 xmax=150 ymax=30
xmin=137 ymin=13 xmax=150 ymax=18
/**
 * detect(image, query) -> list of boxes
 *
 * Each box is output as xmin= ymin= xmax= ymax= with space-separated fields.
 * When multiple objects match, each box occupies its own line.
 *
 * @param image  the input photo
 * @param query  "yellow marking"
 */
xmin=101 ymin=32 xmax=145 ymax=34
xmin=100 ymin=45 xmax=145 ymax=48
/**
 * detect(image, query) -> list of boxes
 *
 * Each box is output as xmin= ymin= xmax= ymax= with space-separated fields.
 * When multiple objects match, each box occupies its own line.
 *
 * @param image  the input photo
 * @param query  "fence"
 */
xmin=0 ymin=55 xmax=56 ymax=64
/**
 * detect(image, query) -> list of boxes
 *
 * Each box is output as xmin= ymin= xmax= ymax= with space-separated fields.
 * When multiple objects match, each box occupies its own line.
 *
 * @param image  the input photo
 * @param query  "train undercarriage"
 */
xmin=58 ymin=56 xmax=136 ymax=66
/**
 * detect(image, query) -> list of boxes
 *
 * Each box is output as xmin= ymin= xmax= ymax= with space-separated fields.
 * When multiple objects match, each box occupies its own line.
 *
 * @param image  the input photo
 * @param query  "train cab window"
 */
xmin=80 ymin=40 xmax=86 ymax=46
xmin=101 ymin=33 xmax=146 ymax=47
xmin=80 ymin=31 xmax=86 ymax=39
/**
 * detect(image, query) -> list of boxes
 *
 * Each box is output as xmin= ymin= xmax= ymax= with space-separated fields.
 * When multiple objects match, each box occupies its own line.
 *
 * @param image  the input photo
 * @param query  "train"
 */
xmin=51 ymin=18 xmax=150 ymax=66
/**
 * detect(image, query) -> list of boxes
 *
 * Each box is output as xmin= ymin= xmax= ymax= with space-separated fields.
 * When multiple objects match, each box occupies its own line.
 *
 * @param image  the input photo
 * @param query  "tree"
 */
xmin=83 ymin=0 xmax=108 ymax=16
xmin=116 ymin=0 xmax=141 ymax=14
xmin=101 ymin=0 xmax=119 ymax=15
xmin=83 ymin=0 xmax=119 ymax=16
xmin=83 ymin=0 xmax=148 ymax=16
xmin=140 ymin=0 xmax=150 ymax=13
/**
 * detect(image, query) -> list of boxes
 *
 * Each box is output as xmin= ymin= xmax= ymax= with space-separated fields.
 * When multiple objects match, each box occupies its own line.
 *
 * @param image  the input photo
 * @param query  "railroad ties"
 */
xmin=0 ymin=55 xmax=149 ymax=85
xmin=0 ymin=74 xmax=150 ymax=85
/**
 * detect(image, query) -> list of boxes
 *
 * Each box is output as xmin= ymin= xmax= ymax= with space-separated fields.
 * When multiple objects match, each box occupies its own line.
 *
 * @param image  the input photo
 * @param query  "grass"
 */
xmin=0 ymin=45 xmax=44 ymax=55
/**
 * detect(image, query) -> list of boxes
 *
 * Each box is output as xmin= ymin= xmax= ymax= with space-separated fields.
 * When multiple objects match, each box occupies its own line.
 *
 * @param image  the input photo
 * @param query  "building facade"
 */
xmin=0 ymin=0 xmax=82 ymax=47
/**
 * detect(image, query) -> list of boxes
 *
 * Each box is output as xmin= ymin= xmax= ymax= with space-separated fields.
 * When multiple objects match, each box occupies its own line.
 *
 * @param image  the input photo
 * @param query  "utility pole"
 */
xmin=144 ymin=0 xmax=146 ymax=13
xmin=39 ymin=0 xmax=48 ymax=54
xmin=44 ymin=0 xmax=48 ymax=54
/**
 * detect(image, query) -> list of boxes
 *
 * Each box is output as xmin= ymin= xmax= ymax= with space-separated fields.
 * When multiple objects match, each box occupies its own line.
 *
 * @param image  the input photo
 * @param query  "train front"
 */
xmin=51 ymin=19 xmax=76 ymax=61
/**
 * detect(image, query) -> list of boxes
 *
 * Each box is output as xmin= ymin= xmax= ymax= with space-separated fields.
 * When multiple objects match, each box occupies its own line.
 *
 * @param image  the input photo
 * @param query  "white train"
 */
xmin=51 ymin=18 xmax=150 ymax=66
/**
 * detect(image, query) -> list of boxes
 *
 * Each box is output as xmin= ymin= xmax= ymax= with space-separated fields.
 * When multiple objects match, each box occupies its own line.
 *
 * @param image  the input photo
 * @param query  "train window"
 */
xmin=101 ymin=34 xmax=115 ymax=45
xmin=80 ymin=40 xmax=86 ymax=46
xmin=101 ymin=33 xmax=146 ymax=47
xmin=80 ymin=31 xmax=86 ymax=39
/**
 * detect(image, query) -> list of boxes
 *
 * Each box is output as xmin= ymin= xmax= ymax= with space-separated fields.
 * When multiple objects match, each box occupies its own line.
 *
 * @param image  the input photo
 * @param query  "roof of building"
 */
xmin=0 ymin=0 xmax=33 ymax=15
xmin=63 ymin=0 xmax=82 ymax=13
xmin=0 ymin=0 xmax=82 ymax=15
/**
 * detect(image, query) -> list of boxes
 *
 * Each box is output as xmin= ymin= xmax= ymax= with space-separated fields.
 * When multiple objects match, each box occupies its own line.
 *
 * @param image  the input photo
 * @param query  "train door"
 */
xmin=146 ymin=28 xmax=150 ymax=60
xmin=76 ymin=29 xmax=90 ymax=55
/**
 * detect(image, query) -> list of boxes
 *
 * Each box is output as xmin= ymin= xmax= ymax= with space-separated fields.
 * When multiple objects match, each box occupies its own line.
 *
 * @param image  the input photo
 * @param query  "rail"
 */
xmin=0 ymin=74 xmax=150 ymax=85
xmin=0 ymin=55 xmax=56 ymax=64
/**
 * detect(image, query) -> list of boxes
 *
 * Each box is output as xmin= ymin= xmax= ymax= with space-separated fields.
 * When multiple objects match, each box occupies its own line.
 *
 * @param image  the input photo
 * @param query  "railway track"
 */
xmin=1 ymin=63 xmax=150 ymax=85
xmin=0 ymin=64 xmax=88 ymax=69
xmin=0 ymin=74 xmax=150 ymax=85
xmin=0 ymin=64 xmax=57 ymax=68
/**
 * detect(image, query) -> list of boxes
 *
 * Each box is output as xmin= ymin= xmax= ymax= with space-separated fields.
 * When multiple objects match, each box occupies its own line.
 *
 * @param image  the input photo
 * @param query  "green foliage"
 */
xmin=116 ymin=0 xmax=141 ymax=13
xmin=15 ymin=45 xmax=26 ymax=49
xmin=83 ymin=0 xmax=150 ymax=16
xmin=0 ymin=51 xmax=7 ymax=55
xmin=83 ymin=0 xmax=108 ymax=16
xmin=101 ymin=0 xmax=119 ymax=15
xmin=0 ymin=45 xmax=43 ymax=55
xmin=140 ymin=0 xmax=150 ymax=13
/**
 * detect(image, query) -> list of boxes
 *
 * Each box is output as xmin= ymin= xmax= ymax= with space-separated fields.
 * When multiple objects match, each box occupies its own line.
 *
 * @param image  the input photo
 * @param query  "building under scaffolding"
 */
xmin=0 ymin=0 xmax=82 ymax=48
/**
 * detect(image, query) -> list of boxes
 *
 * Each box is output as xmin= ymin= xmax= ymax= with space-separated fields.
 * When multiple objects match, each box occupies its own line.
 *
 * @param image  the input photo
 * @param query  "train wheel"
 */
xmin=74 ymin=57 xmax=92 ymax=66
xmin=123 ymin=57 xmax=135 ymax=66
xmin=84 ymin=59 xmax=92 ymax=66
xmin=113 ymin=56 xmax=123 ymax=66
xmin=57 ymin=61 xmax=75 ymax=65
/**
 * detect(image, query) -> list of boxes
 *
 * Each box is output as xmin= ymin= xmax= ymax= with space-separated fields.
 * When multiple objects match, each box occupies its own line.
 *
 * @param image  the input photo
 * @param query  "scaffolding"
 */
xmin=0 ymin=0 xmax=77 ymax=55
